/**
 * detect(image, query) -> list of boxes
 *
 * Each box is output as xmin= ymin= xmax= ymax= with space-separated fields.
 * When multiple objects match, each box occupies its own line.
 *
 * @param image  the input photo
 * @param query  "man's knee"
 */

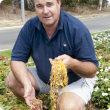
xmin=6 ymin=71 xmax=20 ymax=89
xmin=57 ymin=93 xmax=85 ymax=110
xmin=57 ymin=98 xmax=78 ymax=110
xmin=6 ymin=71 xmax=11 ymax=88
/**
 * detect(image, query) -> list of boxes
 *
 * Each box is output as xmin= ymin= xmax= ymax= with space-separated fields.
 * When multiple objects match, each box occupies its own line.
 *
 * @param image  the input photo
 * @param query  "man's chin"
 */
xmin=43 ymin=22 xmax=54 ymax=27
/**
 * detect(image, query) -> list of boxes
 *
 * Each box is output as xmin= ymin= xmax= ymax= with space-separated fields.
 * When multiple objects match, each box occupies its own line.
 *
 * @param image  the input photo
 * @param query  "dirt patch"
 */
xmin=0 ymin=3 xmax=110 ymax=27
xmin=0 ymin=3 xmax=36 ymax=27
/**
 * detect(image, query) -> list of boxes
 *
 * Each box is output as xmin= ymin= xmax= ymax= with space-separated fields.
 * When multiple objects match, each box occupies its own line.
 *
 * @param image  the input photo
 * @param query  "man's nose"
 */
xmin=43 ymin=6 xmax=49 ymax=14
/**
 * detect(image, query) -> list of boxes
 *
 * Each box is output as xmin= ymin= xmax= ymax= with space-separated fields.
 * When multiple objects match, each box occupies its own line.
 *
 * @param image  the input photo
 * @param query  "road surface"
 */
xmin=0 ymin=28 xmax=21 ymax=51
xmin=0 ymin=15 xmax=110 ymax=51
xmin=81 ymin=15 xmax=110 ymax=33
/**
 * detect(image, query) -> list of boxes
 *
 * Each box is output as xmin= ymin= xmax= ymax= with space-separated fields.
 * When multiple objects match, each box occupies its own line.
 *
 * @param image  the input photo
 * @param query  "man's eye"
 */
xmin=47 ymin=3 xmax=53 ymax=7
xmin=37 ymin=5 xmax=43 ymax=8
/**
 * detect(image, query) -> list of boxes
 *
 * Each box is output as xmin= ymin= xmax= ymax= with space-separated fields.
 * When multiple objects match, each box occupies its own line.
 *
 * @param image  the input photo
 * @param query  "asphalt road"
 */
xmin=0 ymin=28 xmax=21 ymax=51
xmin=0 ymin=15 xmax=110 ymax=51
xmin=81 ymin=15 xmax=110 ymax=33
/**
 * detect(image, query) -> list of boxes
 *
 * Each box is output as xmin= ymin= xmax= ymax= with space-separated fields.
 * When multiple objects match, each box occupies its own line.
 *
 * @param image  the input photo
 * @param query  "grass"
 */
xmin=0 ymin=49 xmax=12 ymax=59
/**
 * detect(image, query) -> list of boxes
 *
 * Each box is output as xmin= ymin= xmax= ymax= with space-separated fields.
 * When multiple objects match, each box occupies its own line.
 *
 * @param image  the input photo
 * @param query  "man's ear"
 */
xmin=57 ymin=0 xmax=61 ymax=6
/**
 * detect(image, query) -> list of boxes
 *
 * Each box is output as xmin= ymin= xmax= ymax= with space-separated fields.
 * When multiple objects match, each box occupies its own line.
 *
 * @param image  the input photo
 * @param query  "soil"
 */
xmin=0 ymin=3 xmax=110 ymax=28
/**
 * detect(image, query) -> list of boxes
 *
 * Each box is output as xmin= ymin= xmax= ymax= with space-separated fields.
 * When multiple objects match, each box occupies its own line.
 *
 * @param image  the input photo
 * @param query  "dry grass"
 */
xmin=0 ymin=3 xmax=36 ymax=27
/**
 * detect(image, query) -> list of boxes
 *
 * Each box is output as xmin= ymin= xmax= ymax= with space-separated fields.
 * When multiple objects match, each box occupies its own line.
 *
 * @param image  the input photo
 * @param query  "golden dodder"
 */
xmin=50 ymin=60 xmax=69 ymax=110
xmin=30 ymin=99 xmax=43 ymax=110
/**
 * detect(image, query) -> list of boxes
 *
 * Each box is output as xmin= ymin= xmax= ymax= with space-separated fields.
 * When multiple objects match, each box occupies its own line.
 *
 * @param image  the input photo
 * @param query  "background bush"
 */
xmin=1 ymin=0 xmax=108 ymax=10
xmin=91 ymin=30 xmax=110 ymax=109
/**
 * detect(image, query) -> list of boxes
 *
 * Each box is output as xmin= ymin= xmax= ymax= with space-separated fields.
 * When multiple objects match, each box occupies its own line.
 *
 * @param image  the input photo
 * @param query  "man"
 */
xmin=6 ymin=0 xmax=98 ymax=109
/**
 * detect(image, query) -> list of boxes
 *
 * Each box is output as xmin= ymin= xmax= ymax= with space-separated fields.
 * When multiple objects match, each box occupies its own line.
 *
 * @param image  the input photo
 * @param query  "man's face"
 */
xmin=34 ymin=0 xmax=61 ymax=27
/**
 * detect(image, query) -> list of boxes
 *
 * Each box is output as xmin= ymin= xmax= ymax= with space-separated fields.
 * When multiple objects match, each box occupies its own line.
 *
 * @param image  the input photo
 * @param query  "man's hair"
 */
xmin=34 ymin=0 xmax=62 ymax=3
xmin=56 ymin=0 xmax=62 ymax=3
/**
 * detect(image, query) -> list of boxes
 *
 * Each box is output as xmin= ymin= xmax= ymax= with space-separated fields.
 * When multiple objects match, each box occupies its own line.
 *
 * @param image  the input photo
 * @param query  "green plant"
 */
xmin=3 ymin=0 xmax=12 ymax=4
xmin=91 ymin=30 xmax=110 ymax=109
xmin=0 ymin=49 xmax=12 ymax=59
xmin=62 ymin=0 xmax=78 ymax=8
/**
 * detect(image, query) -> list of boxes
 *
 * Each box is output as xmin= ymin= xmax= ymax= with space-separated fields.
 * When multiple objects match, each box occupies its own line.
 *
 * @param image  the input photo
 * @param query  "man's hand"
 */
xmin=53 ymin=54 xmax=97 ymax=78
xmin=23 ymin=85 xmax=36 ymax=108
xmin=49 ymin=54 xmax=73 ymax=69
xmin=55 ymin=54 xmax=73 ymax=69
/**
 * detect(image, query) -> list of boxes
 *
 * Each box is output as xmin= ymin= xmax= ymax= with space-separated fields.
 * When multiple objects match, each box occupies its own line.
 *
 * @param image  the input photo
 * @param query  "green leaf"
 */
xmin=107 ymin=104 xmax=110 ymax=109
xmin=4 ymin=106 xmax=12 ymax=110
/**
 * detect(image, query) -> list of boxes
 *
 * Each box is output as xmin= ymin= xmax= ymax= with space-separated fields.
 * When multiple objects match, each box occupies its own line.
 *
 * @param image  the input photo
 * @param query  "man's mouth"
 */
xmin=43 ymin=16 xmax=51 ymax=19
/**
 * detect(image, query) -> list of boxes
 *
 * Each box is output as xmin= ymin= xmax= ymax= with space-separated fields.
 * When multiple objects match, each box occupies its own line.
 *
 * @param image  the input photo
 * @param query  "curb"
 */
xmin=77 ymin=14 xmax=110 ymax=20
xmin=91 ymin=29 xmax=110 ymax=34
xmin=0 ymin=49 xmax=12 ymax=51
xmin=0 ymin=25 xmax=23 ymax=30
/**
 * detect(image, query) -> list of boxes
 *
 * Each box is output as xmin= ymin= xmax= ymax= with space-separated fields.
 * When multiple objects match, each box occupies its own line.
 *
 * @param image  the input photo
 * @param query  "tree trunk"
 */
xmin=104 ymin=0 xmax=108 ymax=8
xmin=97 ymin=0 xmax=103 ymax=11
xmin=26 ymin=0 xmax=34 ymax=10
xmin=12 ymin=0 xmax=16 ymax=14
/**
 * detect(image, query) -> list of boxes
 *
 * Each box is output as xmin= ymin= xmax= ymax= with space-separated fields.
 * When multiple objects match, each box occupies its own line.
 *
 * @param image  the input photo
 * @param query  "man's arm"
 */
xmin=55 ymin=54 xmax=98 ymax=78
xmin=11 ymin=61 xmax=35 ymax=107
xmin=11 ymin=61 xmax=31 ymax=87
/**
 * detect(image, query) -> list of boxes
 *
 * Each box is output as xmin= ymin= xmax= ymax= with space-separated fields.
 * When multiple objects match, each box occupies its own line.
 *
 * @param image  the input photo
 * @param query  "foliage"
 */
xmin=91 ymin=30 xmax=110 ymax=109
xmin=62 ymin=0 xmax=78 ymax=8
xmin=3 ymin=0 xmax=12 ymax=4
xmin=0 ymin=56 xmax=51 ymax=110
xmin=0 ymin=30 xmax=110 ymax=109
xmin=0 ymin=49 xmax=12 ymax=60
xmin=1 ymin=0 xmax=108 ymax=11
xmin=78 ymin=0 xmax=91 ymax=5
xmin=61 ymin=0 xmax=99 ymax=8
xmin=89 ymin=0 xmax=99 ymax=5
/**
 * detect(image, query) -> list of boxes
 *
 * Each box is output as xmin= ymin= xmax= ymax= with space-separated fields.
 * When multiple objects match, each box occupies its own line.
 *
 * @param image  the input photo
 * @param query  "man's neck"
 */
xmin=43 ymin=17 xmax=60 ymax=39
xmin=43 ymin=25 xmax=57 ymax=39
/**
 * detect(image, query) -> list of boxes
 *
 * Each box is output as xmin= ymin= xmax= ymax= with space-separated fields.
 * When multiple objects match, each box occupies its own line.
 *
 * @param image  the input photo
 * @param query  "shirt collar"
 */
xmin=56 ymin=9 xmax=64 ymax=30
xmin=34 ymin=9 xmax=64 ymax=31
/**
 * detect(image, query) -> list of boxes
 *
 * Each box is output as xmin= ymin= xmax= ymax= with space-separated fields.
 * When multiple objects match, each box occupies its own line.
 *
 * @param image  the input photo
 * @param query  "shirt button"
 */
xmin=63 ymin=42 xmax=67 ymax=47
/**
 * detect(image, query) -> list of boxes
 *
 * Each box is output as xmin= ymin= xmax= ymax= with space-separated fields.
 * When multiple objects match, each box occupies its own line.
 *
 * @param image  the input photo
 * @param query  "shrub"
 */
xmin=3 ymin=0 xmax=12 ymax=4
xmin=91 ymin=30 xmax=110 ymax=109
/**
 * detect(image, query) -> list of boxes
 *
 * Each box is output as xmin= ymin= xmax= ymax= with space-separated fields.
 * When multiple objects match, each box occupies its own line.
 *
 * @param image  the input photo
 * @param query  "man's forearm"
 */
xmin=11 ymin=61 xmax=32 ymax=87
xmin=69 ymin=59 xmax=98 ymax=78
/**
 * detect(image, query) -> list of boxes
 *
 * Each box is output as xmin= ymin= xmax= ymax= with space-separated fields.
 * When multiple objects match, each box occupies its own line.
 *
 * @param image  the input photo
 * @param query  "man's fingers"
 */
xmin=25 ymin=98 xmax=32 ymax=107
xmin=49 ymin=58 xmax=53 ymax=64
xmin=49 ymin=55 xmax=68 ymax=63
xmin=55 ymin=54 xmax=67 ymax=61
xmin=25 ymin=98 xmax=35 ymax=108
xmin=23 ymin=93 xmax=28 ymax=98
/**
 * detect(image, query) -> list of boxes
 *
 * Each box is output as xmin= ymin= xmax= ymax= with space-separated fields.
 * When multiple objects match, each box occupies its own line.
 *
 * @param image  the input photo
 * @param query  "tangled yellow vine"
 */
xmin=30 ymin=59 xmax=69 ymax=110
xmin=30 ymin=99 xmax=43 ymax=110
xmin=49 ymin=59 xmax=69 ymax=110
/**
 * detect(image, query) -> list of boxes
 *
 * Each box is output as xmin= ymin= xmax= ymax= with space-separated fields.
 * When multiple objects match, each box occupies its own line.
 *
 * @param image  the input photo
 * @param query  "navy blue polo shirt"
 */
xmin=11 ymin=9 xmax=98 ymax=84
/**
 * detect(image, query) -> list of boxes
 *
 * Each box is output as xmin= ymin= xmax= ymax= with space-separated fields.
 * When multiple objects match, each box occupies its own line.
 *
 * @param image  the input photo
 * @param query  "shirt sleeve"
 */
xmin=74 ymin=33 xmax=98 ymax=67
xmin=11 ymin=22 xmax=32 ymax=63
